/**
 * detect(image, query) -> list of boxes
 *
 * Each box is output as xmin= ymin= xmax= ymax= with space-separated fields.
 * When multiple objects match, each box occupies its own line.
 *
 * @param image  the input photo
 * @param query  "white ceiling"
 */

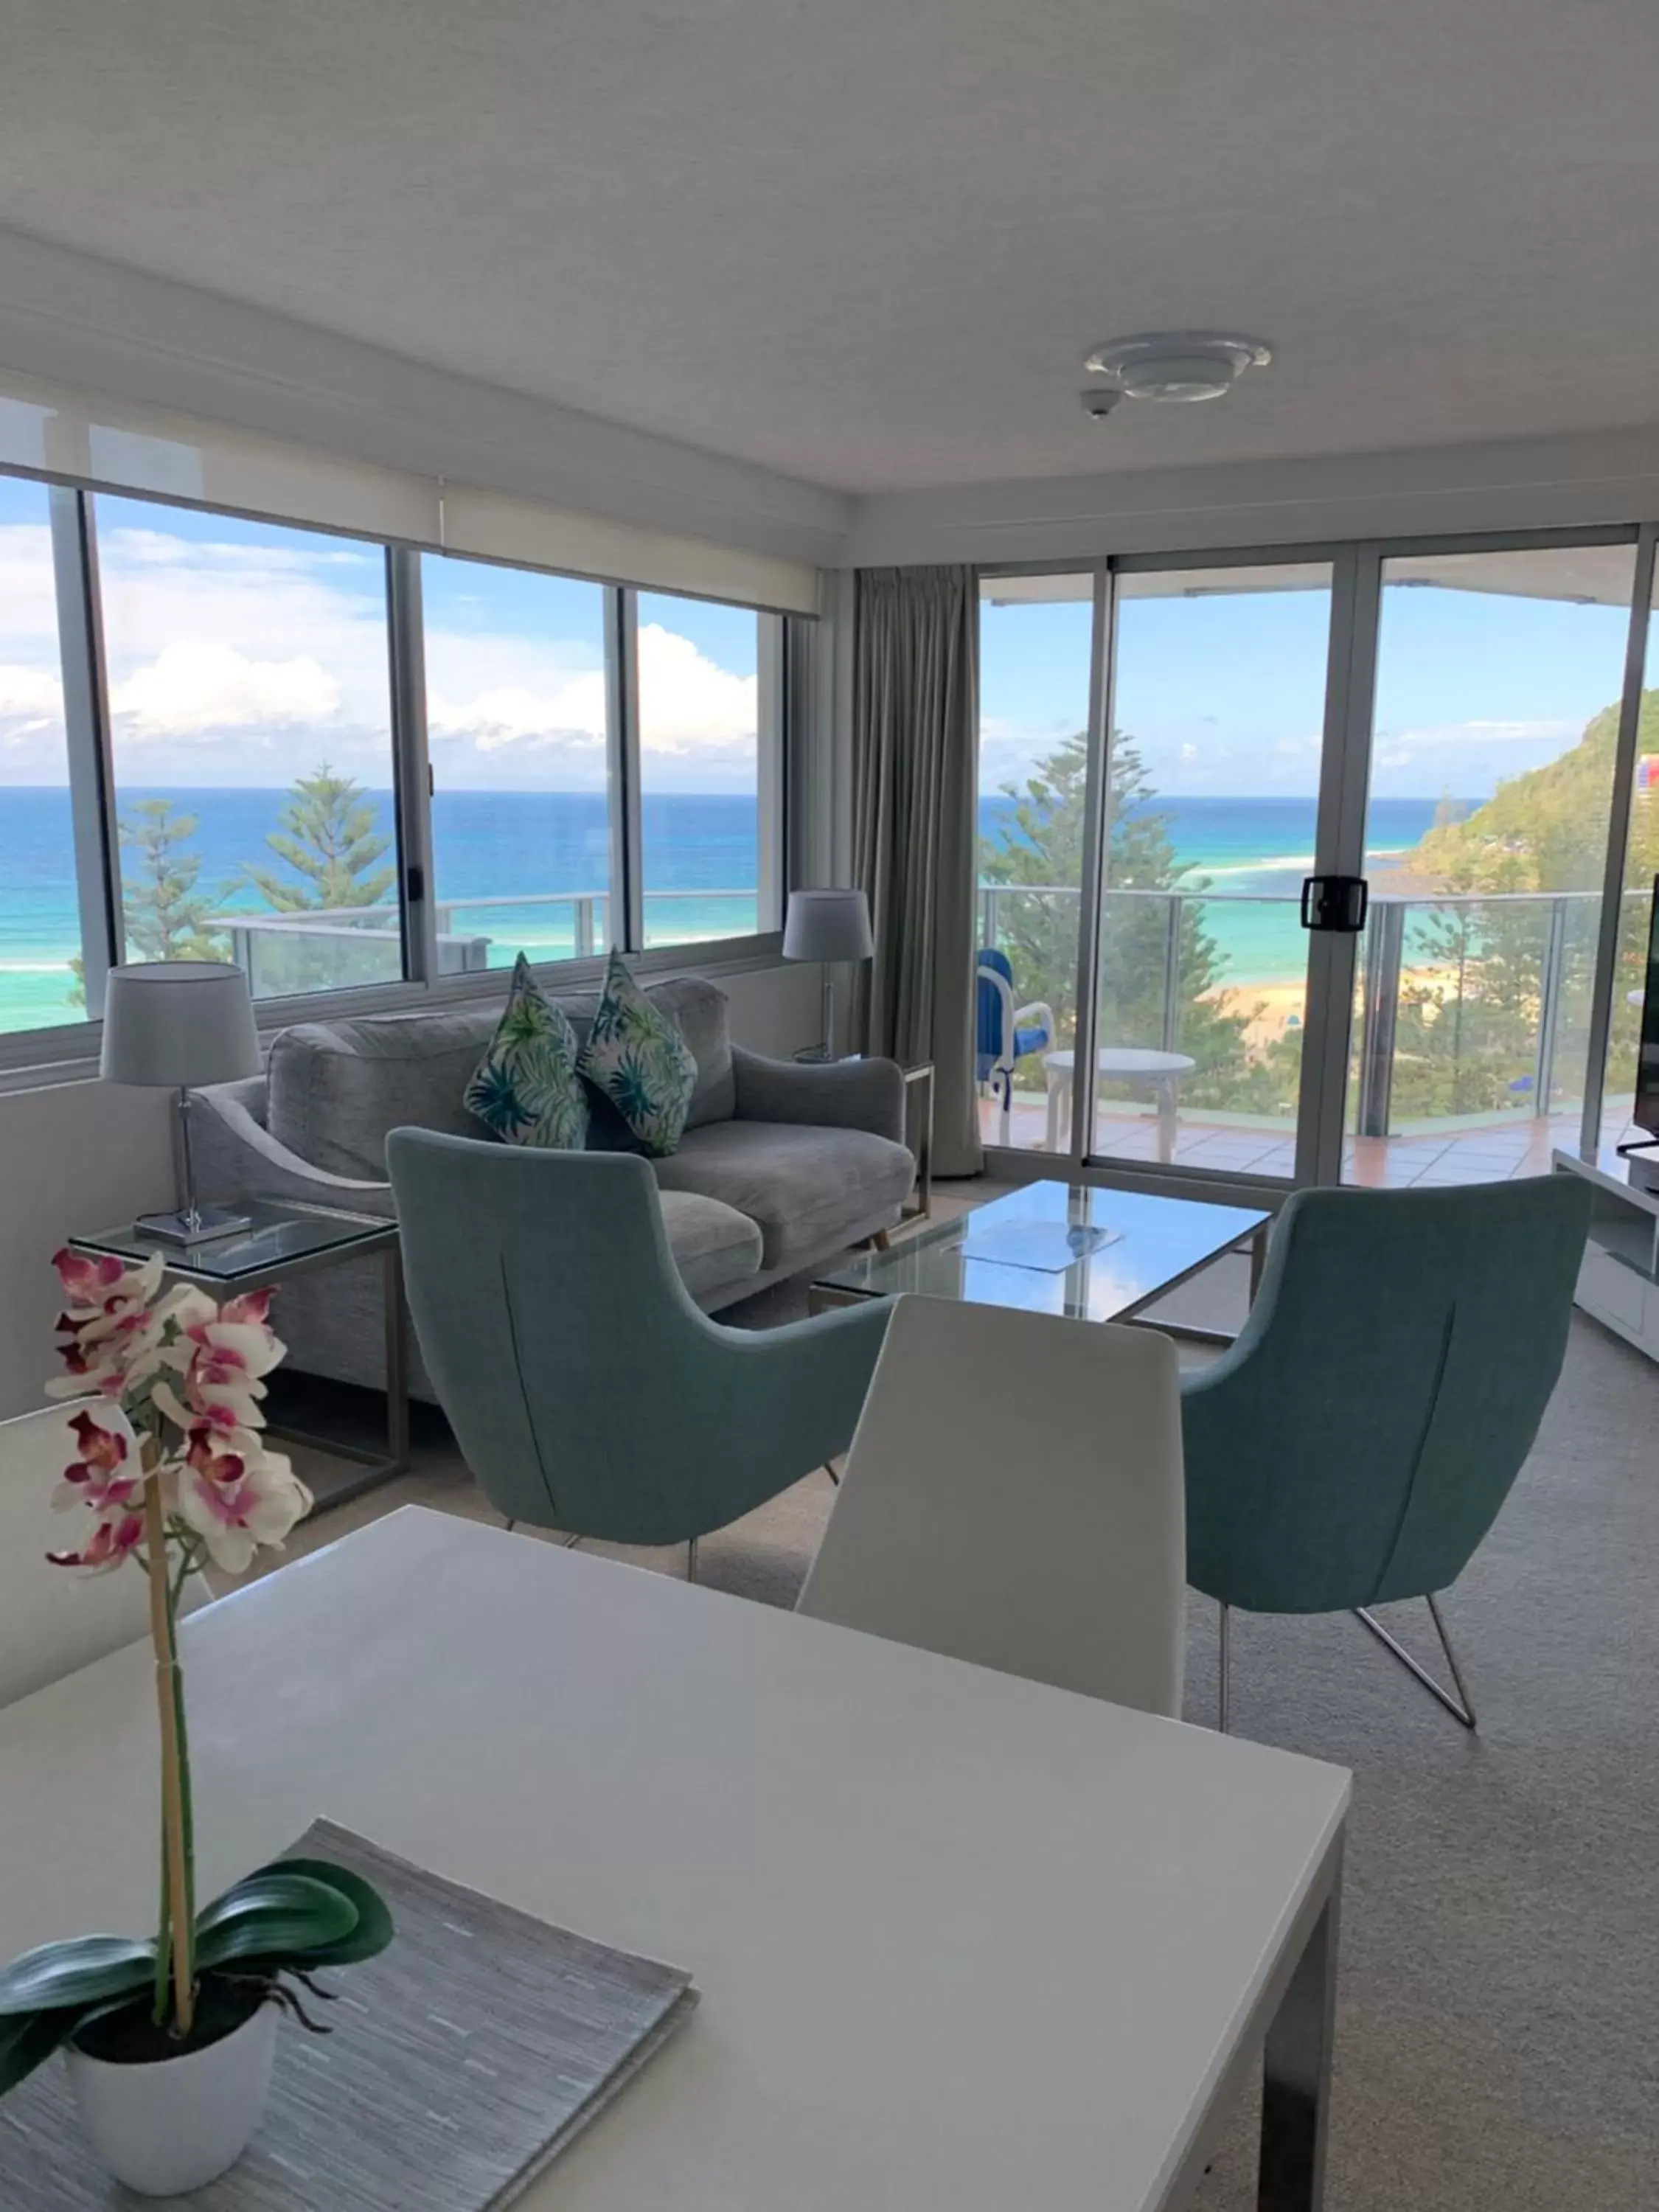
xmin=0 ymin=0 xmax=1655 ymax=496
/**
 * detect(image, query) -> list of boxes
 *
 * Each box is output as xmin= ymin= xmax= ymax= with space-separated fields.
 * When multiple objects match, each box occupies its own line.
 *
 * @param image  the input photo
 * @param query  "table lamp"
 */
xmin=100 ymin=961 xmax=263 ymax=1244
xmin=782 ymin=888 xmax=874 ymax=1062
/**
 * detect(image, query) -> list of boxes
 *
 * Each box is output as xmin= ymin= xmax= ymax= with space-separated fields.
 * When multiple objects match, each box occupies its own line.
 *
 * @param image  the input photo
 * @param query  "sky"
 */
xmin=981 ymin=566 xmax=1645 ymax=804
xmin=0 ymin=479 xmax=761 ymax=794
xmin=0 ymin=474 xmax=1645 ymax=809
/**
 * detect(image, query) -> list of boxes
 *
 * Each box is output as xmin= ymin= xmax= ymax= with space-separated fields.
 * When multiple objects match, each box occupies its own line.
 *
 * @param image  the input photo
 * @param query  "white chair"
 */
xmin=797 ymin=1295 xmax=1186 ymax=1719
xmin=0 ymin=1405 xmax=208 ymax=1709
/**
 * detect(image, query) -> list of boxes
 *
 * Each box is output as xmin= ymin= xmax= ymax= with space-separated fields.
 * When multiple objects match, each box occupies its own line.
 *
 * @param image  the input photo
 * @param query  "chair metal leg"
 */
xmin=1218 ymin=1601 xmax=1231 ymax=1734
xmin=561 ymin=1532 xmax=582 ymax=1550
xmin=823 ymin=1461 xmax=841 ymax=1487
xmin=1353 ymin=1594 xmax=1476 ymax=1730
xmin=503 ymin=1517 xmax=516 ymax=1533
xmin=686 ymin=1537 xmax=698 ymax=1582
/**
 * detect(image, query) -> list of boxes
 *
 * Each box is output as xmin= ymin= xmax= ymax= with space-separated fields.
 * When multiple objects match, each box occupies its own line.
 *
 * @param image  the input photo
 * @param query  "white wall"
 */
xmin=712 ymin=959 xmax=824 ymax=1060
xmin=0 ymin=960 xmax=824 ymax=1421
xmin=0 ymin=1078 xmax=174 ymax=1420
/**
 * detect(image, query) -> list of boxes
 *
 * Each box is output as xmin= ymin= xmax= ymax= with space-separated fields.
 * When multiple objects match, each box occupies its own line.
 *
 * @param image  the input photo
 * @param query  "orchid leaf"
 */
xmin=0 ymin=1935 xmax=156 ymax=2019
xmin=265 ymin=1860 xmax=394 ymax=1966
xmin=197 ymin=1860 xmax=394 ymax=1976
xmin=0 ymin=2008 xmax=79 ymax=2097
xmin=193 ymin=1872 xmax=358 ymax=1972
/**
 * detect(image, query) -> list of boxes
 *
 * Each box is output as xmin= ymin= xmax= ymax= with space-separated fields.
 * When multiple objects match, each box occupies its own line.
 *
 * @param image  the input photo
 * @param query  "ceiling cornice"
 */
xmin=0 ymin=226 xmax=853 ymax=571
xmin=845 ymin=429 xmax=1659 ymax=568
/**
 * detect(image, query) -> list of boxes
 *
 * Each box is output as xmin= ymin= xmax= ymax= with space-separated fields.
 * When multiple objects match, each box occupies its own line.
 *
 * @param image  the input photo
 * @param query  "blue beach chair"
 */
xmin=975 ymin=948 xmax=1056 ymax=1147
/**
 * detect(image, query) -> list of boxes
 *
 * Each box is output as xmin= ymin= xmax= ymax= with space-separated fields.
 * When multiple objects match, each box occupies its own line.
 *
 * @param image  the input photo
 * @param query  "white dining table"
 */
xmin=0 ymin=1507 xmax=1351 ymax=2211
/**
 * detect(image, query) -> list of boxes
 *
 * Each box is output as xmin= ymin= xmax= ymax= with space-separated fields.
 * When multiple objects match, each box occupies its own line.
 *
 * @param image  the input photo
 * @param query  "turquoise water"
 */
xmin=0 ymin=787 xmax=760 ymax=1032
xmin=981 ymin=793 xmax=1449 ymax=989
xmin=0 ymin=787 xmax=1449 ymax=1032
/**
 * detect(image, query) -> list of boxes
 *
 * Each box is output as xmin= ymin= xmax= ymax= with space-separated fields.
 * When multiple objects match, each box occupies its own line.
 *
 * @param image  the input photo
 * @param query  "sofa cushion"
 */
xmin=266 ymin=971 xmax=733 ymax=1180
xmin=577 ymin=951 xmax=698 ymax=1158
xmin=658 ymin=1189 xmax=764 ymax=1298
xmin=655 ymin=1120 xmax=914 ymax=1273
xmin=465 ymin=955 xmax=590 ymax=1150
xmin=543 ymin=977 xmax=734 ymax=1129
xmin=268 ymin=1005 xmax=504 ymax=1179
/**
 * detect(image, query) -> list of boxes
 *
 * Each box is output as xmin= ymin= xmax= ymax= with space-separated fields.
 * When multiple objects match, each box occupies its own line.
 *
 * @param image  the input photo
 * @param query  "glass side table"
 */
xmin=67 ymin=1197 xmax=408 ymax=1514
xmin=900 ymin=1061 xmax=933 ymax=1219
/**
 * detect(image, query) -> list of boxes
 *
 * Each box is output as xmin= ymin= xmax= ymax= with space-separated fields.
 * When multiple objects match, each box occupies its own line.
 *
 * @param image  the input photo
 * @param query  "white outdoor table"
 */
xmin=0 ymin=1508 xmax=1350 ymax=2211
xmin=1045 ymin=1046 xmax=1199 ymax=1158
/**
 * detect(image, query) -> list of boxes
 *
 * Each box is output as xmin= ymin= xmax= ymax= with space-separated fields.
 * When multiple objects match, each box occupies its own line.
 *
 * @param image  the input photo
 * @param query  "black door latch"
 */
xmin=1299 ymin=874 xmax=1369 ymax=933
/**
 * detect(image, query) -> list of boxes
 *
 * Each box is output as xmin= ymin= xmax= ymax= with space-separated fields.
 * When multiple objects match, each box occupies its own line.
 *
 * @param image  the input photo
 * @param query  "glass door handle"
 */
xmin=1300 ymin=875 xmax=1369 ymax=933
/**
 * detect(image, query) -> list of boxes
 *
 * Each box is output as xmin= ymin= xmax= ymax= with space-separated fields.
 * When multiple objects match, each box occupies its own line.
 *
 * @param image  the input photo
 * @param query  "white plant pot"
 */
xmin=64 ymin=1999 xmax=278 ymax=2197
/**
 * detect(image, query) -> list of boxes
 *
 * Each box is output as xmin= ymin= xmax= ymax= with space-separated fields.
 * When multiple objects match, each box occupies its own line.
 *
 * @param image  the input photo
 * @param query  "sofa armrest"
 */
xmin=730 ymin=1045 xmax=907 ymax=1147
xmin=189 ymin=1085 xmax=395 ymax=1218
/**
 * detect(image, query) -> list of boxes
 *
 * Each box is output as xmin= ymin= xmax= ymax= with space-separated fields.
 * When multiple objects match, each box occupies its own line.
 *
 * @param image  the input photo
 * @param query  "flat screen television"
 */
xmin=1627 ymin=874 xmax=1659 ymax=1150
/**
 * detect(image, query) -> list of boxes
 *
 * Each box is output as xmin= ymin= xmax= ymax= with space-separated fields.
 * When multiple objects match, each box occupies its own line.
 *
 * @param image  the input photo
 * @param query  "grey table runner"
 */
xmin=0 ymin=1819 xmax=698 ymax=2209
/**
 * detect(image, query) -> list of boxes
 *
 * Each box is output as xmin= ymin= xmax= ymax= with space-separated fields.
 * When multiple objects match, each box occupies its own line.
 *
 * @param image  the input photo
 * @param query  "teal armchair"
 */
xmin=386 ymin=1130 xmax=891 ymax=1565
xmin=1181 ymin=1175 xmax=1591 ymax=1731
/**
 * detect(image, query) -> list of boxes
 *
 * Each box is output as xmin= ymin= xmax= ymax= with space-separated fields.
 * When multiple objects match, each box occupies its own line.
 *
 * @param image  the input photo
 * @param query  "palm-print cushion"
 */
xmin=577 ymin=949 xmax=698 ymax=1158
xmin=465 ymin=954 xmax=590 ymax=1150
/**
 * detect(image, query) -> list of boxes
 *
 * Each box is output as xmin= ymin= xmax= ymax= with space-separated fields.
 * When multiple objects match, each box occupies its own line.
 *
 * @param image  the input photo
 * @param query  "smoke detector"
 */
xmin=1082 ymin=331 xmax=1273 ymax=403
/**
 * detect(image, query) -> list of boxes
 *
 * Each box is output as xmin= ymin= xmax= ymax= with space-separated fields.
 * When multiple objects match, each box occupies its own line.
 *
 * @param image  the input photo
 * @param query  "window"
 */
xmin=94 ymin=496 xmax=403 ymax=1001
xmin=636 ymin=592 xmax=777 ymax=947
xmin=0 ymin=479 xmax=76 ymax=1034
xmin=422 ymin=556 xmax=611 ymax=971
xmin=1100 ymin=562 xmax=1333 ymax=1178
xmin=0 ymin=472 xmax=793 ymax=1065
xmin=975 ymin=574 xmax=1095 ymax=1151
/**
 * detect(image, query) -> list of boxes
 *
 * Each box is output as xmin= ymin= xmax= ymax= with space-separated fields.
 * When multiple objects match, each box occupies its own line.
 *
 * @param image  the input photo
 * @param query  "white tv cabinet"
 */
xmin=1553 ymin=1147 xmax=1659 ymax=1363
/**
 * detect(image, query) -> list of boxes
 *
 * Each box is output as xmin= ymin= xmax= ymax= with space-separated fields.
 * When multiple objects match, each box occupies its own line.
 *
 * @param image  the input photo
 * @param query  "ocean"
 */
xmin=0 ymin=787 xmax=1449 ymax=1033
xmin=980 ymin=791 xmax=1448 ymax=991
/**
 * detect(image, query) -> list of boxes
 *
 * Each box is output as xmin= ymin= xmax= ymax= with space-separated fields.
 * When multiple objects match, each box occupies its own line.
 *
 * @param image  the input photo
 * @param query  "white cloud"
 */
xmin=0 ymin=516 xmax=764 ymax=793
xmin=425 ymin=619 xmax=757 ymax=792
xmin=0 ymin=663 xmax=63 ymax=752
xmin=977 ymin=712 xmax=1081 ymax=794
xmin=1375 ymin=715 xmax=1576 ymax=758
xmin=113 ymin=642 xmax=342 ymax=741
xmin=636 ymin=623 xmax=757 ymax=768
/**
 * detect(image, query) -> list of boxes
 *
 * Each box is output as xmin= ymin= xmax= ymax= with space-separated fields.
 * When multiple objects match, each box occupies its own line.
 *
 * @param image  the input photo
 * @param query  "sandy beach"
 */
xmin=1205 ymin=955 xmax=1466 ymax=1051
xmin=1203 ymin=979 xmax=1308 ymax=1048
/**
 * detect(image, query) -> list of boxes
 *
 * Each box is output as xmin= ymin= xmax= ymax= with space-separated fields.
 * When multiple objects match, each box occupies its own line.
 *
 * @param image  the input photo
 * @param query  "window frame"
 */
xmin=0 ymin=475 xmax=793 ymax=1082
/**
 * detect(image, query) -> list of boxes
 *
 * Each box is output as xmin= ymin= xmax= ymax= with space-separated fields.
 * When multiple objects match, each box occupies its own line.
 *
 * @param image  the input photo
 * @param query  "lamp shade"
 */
xmin=782 ymin=888 xmax=874 ymax=964
xmin=100 ymin=962 xmax=262 ymax=1089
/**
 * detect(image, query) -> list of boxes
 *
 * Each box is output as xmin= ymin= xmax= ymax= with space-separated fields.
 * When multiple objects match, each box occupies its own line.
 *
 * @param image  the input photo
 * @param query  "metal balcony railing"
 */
xmin=977 ymin=882 xmax=1644 ymax=1138
xmin=208 ymin=888 xmax=757 ymax=999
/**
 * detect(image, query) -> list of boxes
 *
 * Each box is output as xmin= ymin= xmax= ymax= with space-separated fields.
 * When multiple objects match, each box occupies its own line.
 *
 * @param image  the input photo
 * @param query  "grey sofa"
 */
xmin=190 ymin=975 xmax=914 ymax=1402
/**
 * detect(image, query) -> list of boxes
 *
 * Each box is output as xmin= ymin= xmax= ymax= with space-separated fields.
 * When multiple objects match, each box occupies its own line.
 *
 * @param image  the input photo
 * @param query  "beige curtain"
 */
xmin=852 ymin=565 xmax=984 ymax=1179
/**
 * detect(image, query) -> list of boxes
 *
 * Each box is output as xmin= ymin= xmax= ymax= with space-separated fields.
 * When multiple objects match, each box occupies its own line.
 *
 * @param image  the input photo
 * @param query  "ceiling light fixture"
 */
xmin=1082 ymin=330 xmax=1273 ymax=403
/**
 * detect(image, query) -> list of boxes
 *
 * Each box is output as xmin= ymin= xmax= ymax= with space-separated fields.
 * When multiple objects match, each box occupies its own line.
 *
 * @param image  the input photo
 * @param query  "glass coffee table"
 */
xmin=68 ymin=1197 xmax=407 ymax=1512
xmin=810 ymin=1178 xmax=1270 ymax=1332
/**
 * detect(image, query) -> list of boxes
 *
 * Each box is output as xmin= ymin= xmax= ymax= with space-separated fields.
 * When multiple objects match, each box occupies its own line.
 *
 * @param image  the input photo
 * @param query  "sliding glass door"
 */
xmin=1091 ymin=559 xmax=1335 ymax=1180
xmin=979 ymin=526 xmax=1655 ymax=1198
xmin=975 ymin=574 xmax=1097 ymax=1152
xmin=1341 ymin=542 xmax=1638 ymax=1186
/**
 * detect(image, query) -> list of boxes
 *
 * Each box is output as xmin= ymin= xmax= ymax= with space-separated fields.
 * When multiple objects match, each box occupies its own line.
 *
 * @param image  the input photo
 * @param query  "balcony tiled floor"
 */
xmin=981 ymin=1093 xmax=1634 ymax=1186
